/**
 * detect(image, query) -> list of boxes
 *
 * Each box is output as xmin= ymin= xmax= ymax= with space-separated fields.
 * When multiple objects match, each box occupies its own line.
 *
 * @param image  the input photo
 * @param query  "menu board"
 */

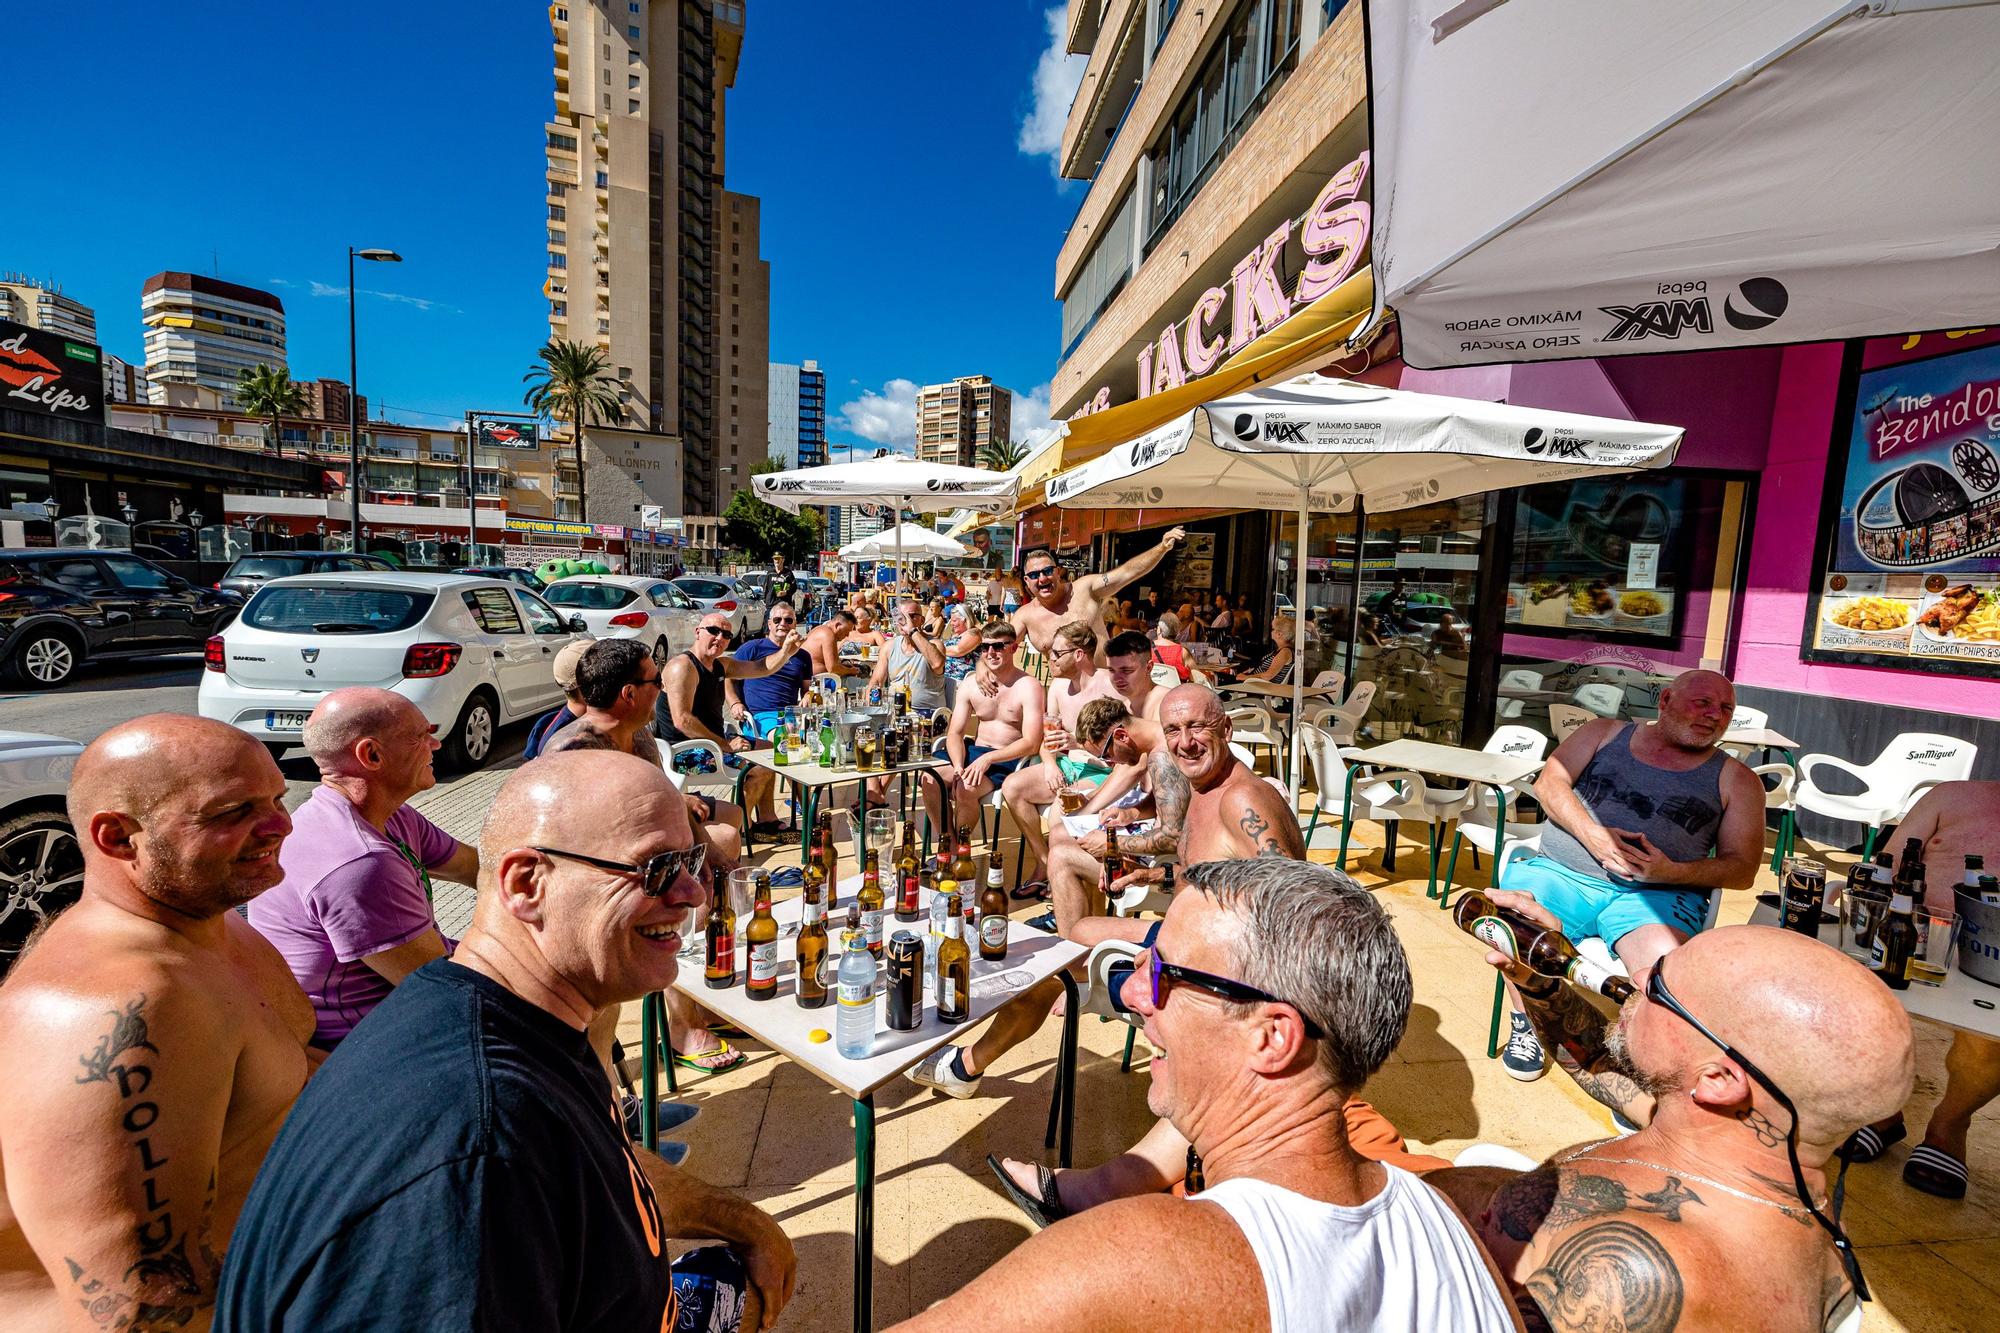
xmin=1807 ymin=333 xmax=2000 ymax=675
xmin=1505 ymin=477 xmax=1686 ymax=640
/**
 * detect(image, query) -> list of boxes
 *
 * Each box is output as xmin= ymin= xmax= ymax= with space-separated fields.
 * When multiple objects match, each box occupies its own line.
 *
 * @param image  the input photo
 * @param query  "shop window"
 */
xmin=1506 ymin=475 xmax=1720 ymax=643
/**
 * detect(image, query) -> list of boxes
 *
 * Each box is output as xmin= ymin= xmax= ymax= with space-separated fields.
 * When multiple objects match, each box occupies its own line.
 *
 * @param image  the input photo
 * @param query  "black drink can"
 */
xmin=885 ymin=932 xmax=922 ymax=1031
xmin=1780 ymin=860 xmax=1826 ymax=937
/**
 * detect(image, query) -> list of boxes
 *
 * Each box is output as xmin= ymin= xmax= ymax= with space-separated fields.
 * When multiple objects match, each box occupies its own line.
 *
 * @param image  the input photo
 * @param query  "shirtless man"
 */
xmin=1102 ymin=630 xmax=1163 ymax=722
xmin=805 ymin=609 xmax=862 ymax=679
xmin=999 ymin=622 xmax=1117 ymax=895
xmin=1047 ymin=684 xmax=1303 ymax=935
xmin=1848 ymin=779 xmax=2000 ymax=1197
xmin=1433 ymin=909 xmax=1912 ymax=1332
xmin=0 ymin=716 xmax=314 ymax=1332
xmin=1010 ymin=529 xmax=1185 ymax=665
xmin=926 ymin=620 xmax=1043 ymax=840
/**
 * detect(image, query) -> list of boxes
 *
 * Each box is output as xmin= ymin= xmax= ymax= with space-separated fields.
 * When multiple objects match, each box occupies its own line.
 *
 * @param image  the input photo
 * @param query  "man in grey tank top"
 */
xmin=1499 ymin=670 xmax=1766 ymax=1081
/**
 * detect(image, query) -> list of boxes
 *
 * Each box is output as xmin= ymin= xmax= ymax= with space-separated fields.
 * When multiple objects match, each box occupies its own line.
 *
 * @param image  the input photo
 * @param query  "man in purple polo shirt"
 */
xmin=249 ymin=687 xmax=478 ymax=1048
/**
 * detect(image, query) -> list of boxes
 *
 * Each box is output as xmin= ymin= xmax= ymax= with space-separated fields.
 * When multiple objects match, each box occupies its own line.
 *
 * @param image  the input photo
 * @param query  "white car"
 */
xmin=543 ymin=574 xmax=700 ymax=664
xmin=0 ymin=730 xmax=85 ymax=976
xmin=199 ymin=572 xmax=587 ymax=771
xmin=671 ymin=575 xmax=761 ymax=638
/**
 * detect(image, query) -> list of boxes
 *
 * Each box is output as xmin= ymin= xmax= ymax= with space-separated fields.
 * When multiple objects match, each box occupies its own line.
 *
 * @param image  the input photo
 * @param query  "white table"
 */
xmin=1336 ymin=738 xmax=1547 ymax=891
xmin=641 ymin=881 xmax=1085 ymax=1332
xmin=735 ymin=749 xmax=950 ymax=863
xmin=1219 ymin=679 xmax=1341 ymax=703
xmin=1749 ymin=901 xmax=2000 ymax=1039
xmin=1722 ymin=726 xmax=1800 ymax=758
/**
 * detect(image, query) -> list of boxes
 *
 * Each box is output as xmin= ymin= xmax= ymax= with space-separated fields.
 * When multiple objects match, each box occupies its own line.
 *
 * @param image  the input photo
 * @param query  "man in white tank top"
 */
xmin=891 ymin=859 xmax=1520 ymax=1332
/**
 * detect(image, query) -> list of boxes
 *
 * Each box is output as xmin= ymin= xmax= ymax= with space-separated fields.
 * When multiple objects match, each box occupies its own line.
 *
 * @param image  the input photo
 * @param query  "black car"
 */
xmin=463 ymin=565 xmax=547 ymax=593
xmin=218 ymin=551 xmax=397 ymax=599
xmin=0 ymin=550 xmax=242 ymax=688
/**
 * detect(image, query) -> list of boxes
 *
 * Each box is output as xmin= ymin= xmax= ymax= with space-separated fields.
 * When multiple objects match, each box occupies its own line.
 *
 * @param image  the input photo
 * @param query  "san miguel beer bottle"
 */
xmin=896 ymin=823 xmax=921 ymax=922
xmin=814 ymin=813 xmax=840 ymax=909
xmin=979 ymin=850 xmax=1009 ymax=961
xmin=951 ymin=831 xmax=977 ymax=888
xmin=745 ymin=891 xmax=779 ymax=1001
xmin=795 ymin=875 xmax=829 ymax=1009
xmin=1453 ymin=891 xmax=1636 ymax=1003
xmin=704 ymin=874 xmax=736 ymax=989
xmin=937 ymin=892 xmax=972 ymax=1024
xmin=859 ymin=849 xmax=886 ymax=959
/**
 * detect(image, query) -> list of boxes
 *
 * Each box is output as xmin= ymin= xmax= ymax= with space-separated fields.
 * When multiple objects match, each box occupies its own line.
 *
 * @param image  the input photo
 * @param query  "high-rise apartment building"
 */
xmin=767 ymin=357 xmax=827 ymax=469
xmin=0 ymin=274 xmax=97 ymax=342
xmin=543 ymin=0 xmax=766 ymax=523
xmin=914 ymin=375 xmax=1012 ymax=467
xmin=140 ymin=271 xmax=286 ymax=408
xmin=1049 ymin=1 xmax=1364 ymax=419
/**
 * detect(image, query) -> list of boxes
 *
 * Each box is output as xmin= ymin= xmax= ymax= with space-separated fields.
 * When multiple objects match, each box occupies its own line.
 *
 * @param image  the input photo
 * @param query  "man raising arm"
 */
xmin=1011 ymin=528 xmax=1186 ymax=664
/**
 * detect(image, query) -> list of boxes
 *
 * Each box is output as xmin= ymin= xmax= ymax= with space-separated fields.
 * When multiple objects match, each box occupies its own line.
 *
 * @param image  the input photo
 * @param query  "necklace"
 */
xmin=1570 ymin=1148 xmax=1820 ymax=1217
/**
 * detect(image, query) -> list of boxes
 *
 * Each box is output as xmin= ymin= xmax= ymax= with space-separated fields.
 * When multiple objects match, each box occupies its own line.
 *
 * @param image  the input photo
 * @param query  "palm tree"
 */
xmin=236 ymin=364 xmax=306 ymax=455
xmin=522 ymin=339 xmax=622 ymax=521
xmin=975 ymin=437 xmax=1031 ymax=472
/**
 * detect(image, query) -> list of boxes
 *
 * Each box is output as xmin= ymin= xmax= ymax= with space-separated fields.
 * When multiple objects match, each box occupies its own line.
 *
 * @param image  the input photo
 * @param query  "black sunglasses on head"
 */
xmin=532 ymin=843 xmax=707 ymax=897
xmin=1646 ymin=959 xmax=1867 ymax=1302
xmin=1139 ymin=941 xmax=1325 ymax=1040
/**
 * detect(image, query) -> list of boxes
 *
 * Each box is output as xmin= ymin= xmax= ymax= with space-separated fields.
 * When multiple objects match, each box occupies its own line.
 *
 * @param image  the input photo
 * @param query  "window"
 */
xmin=549 ymin=230 xmax=566 ymax=246
xmin=629 ymin=1 xmax=641 ymax=10
xmin=628 ymin=24 xmax=641 ymax=38
xmin=40 ymin=558 xmax=110 ymax=592
xmin=463 ymin=587 xmax=525 ymax=634
xmin=547 ymin=132 xmax=577 ymax=151
xmin=546 ymin=583 xmax=637 ymax=610
xmin=629 ymin=74 xmax=641 ymax=88
xmin=628 ymin=49 xmax=640 ymax=64
xmin=596 ymin=171 xmax=609 ymax=187
xmin=549 ymin=204 xmax=567 ymax=221
xmin=629 ymin=99 xmax=641 ymax=114
xmin=247 ymin=587 xmax=433 ymax=634
xmin=1060 ymin=189 xmax=1136 ymax=358
xmin=549 ymin=253 xmax=567 ymax=268
xmin=551 ymin=301 xmax=568 ymax=317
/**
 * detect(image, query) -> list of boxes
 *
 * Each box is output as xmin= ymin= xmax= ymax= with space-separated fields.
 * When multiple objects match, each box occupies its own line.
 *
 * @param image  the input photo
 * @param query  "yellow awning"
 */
xmin=1019 ymin=268 xmax=1376 ymax=512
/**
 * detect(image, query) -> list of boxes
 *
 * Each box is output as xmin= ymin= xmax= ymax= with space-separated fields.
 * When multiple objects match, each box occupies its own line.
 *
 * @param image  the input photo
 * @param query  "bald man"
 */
xmin=1435 ymin=909 xmax=1913 ymax=1332
xmin=1498 ymin=669 xmax=1766 ymax=1080
xmin=0 ymin=715 xmax=313 ymax=1333
xmin=248 ymin=687 xmax=478 ymax=1049
xmin=215 ymin=752 xmax=795 ymax=1332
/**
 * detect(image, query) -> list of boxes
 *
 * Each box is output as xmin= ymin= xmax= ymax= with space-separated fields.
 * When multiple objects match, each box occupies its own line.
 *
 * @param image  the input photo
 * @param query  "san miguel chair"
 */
xmin=1430 ymin=726 xmax=1552 ymax=905
xmin=1793 ymin=732 xmax=1979 ymax=861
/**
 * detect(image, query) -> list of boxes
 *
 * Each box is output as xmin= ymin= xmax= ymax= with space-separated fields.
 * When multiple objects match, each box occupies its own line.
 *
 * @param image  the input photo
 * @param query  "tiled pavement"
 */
xmin=415 ymin=763 xmax=2000 ymax=1331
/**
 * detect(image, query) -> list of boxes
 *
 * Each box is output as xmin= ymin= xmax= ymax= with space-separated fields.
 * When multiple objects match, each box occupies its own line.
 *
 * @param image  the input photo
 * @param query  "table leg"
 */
xmin=640 ymin=993 xmax=660 ymax=1153
xmin=1058 ymin=972 xmax=1080 ymax=1168
xmin=852 ymin=1094 xmax=876 ymax=1333
xmin=1336 ymin=765 xmax=1359 ymax=870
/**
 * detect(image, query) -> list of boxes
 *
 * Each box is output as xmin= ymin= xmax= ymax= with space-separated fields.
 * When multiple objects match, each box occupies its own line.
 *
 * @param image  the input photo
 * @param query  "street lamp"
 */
xmin=120 ymin=503 xmax=138 ymax=525
xmin=187 ymin=510 xmax=203 ymax=530
xmin=347 ymin=246 xmax=403 ymax=549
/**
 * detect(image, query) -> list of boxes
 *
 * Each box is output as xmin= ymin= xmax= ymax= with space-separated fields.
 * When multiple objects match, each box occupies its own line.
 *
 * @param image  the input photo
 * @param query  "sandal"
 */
xmin=770 ymin=866 xmax=804 ymax=888
xmin=986 ymin=1153 xmax=1069 ymax=1230
xmin=750 ymin=819 xmax=789 ymax=838
xmin=1843 ymin=1117 xmax=1906 ymax=1164
xmin=671 ymin=1036 xmax=746 ymax=1074
xmin=1010 ymin=878 xmax=1050 ymax=902
xmin=1904 ymin=1145 xmax=1970 ymax=1199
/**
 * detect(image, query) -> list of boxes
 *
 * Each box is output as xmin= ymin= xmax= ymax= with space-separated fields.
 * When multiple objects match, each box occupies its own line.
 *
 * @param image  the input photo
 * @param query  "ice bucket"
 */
xmin=1953 ymin=890 xmax=2000 ymax=987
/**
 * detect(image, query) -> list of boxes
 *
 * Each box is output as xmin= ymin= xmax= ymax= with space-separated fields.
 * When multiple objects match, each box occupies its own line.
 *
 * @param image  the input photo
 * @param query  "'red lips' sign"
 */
xmin=0 ymin=318 xmax=104 ymax=424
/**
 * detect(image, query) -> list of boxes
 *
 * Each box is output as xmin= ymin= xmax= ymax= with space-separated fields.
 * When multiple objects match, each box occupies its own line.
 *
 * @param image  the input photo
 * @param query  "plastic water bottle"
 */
xmin=836 ymin=905 xmax=875 ymax=1059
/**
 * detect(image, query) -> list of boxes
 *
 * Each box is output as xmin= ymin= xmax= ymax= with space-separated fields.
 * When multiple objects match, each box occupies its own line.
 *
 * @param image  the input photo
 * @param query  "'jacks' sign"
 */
xmin=0 ymin=318 xmax=104 ymax=424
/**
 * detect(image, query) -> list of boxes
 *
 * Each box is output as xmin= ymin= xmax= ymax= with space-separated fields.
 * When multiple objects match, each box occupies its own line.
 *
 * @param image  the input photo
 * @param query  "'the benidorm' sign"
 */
xmin=1070 ymin=151 xmax=1371 ymax=419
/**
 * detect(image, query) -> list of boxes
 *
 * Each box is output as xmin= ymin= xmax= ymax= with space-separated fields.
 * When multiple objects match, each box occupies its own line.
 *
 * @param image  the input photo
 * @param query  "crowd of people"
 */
xmin=0 ymin=533 xmax=1982 ymax=1333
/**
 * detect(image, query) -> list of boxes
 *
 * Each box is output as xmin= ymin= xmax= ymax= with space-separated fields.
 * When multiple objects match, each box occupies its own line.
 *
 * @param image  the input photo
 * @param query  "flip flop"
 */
xmin=986 ymin=1153 xmax=1069 ymax=1231
xmin=671 ymin=1037 xmax=746 ymax=1074
xmin=1842 ymin=1117 xmax=1906 ymax=1164
xmin=750 ymin=819 xmax=790 ymax=838
xmin=1010 ymin=878 xmax=1050 ymax=902
xmin=770 ymin=866 xmax=805 ymax=887
xmin=1904 ymin=1145 xmax=1970 ymax=1199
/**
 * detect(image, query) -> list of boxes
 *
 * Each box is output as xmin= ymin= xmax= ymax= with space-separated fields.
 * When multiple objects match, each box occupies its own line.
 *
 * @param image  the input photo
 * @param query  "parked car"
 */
xmin=671 ymin=575 xmax=761 ymax=638
xmin=0 ymin=549 xmax=242 ymax=688
xmin=199 ymin=572 xmax=588 ymax=771
xmin=0 ymin=730 xmax=86 ymax=977
xmin=218 ymin=551 xmax=397 ymax=600
xmin=543 ymin=574 xmax=699 ymax=663
xmin=463 ymin=565 xmax=547 ymax=593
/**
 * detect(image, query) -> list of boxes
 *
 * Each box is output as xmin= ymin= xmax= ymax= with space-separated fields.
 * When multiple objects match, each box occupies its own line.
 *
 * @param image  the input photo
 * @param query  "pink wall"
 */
xmin=1734 ymin=344 xmax=2000 ymax=718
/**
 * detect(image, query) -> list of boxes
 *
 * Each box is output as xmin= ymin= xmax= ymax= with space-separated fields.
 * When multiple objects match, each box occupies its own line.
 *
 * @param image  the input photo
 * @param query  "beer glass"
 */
xmin=865 ymin=808 xmax=899 ymax=862
xmin=726 ymin=867 xmax=759 ymax=923
xmin=855 ymin=724 xmax=878 ymax=772
xmin=1058 ymin=785 xmax=1089 ymax=816
xmin=1840 ymin=885 xmax=1893 ymax=962
xmin=1909 ymin=906 xmax=1960 ymax=986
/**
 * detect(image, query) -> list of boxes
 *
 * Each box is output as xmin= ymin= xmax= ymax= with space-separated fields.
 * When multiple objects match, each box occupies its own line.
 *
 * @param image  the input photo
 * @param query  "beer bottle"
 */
xmin=795 ymin=875 xmax=829 ymax=1009
xmin=896 ymin=823 xmax=921 ymax=922
xmin=1452 ymin=891 xmax=1636 ymax=1003
xmin=773 ymin=723 xmax=789 ymax=767
xmin=815 ymin=813 xmax=840 ymax=908
xmin=859 ymin=849 xmax=886 ymax=959
xmin=1185 ymin=1146 xmax=1206 ymax=1194
xmin=937 ymin=892 xmax=972 ymax=1024
xmin=1871 ymin=890 xmax=1918 ymax=990
xmin=979 ymin=852 xmax=1009 ymax=962
xmin=1963 ymin=855 xmax=1986 ymax=894
xmin=952 ymin=832 xmax=977 ymax=888
xmin=1895 ymin=836 xmax=1925 ymax=893
xmin=1103 ymin=826 xmax=1129 ymax=888
xmin=704 ymin=875 xmax=736 ymax=989
xmin=745 ymin=892 xmax=779 ymax=1001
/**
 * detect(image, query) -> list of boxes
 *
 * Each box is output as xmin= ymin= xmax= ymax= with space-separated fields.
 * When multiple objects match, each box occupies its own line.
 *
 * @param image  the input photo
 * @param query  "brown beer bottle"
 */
xmin=1103 ymin=826 xmax=1129 ymax=888
xmin=745 ymin=892 xmax=779 ymax=1001
xmin=896 ymin=823 xmax=921 ymax=922
xmin=937 ymin=892 xmax=972 ymax=1023
xmin=814 ymin=813 xmax=840 ymax=908
xmin=978 ymin=851 xmax=1009 ymax=962
xmin=1452 ymin=891 xmax=1635 ymax=1002
xmin=795 ymin=875 xmax=829 ymax=1009
xmin=703 ymin=875 xmax=736 ymax=989
xmin=859 ymin=849 xmax=886 ymax=959
xmin=952 ymin=831 xmax=977 ymax=888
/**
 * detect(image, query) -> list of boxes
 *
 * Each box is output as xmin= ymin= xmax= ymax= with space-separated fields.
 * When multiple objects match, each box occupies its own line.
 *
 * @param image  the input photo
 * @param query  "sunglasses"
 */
xmin=1646 ymin=959 xmax=1867 ymax=1301
xmin=1137 ymin=942 xmax=1324 ymax=1040
xmin=1025 ymin=567 xmax=1060 ymax=582
xmin=532 ymin=843 xmax=707 ymax=897
xmin=628 ymin=671 xmax=662 ymax=689
xmin=981 ymin=641 xmax=1014 ymax=653
xmin=697 ymin=625 xmax=730 ymax=636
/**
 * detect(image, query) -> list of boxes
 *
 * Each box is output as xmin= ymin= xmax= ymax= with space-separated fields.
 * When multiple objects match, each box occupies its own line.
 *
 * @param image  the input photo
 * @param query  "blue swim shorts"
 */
xmin=1501 ymin=853 xmax=1709 ymax=950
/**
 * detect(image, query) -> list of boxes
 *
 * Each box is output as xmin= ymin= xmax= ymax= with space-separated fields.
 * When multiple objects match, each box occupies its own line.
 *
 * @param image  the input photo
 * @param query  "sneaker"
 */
xmin=1501 ymin=1012 xmax=1549 ymax=1082
xmin=906 ymin=1047 xmax=982 ymax=1099
xmin=621 ymin=1095 xmax=702 ymax=1141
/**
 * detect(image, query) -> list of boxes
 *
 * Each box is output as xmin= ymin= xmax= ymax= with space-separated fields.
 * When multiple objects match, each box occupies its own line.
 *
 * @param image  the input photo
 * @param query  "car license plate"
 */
xmin=265 ymin=710 xmax=311 ymax=732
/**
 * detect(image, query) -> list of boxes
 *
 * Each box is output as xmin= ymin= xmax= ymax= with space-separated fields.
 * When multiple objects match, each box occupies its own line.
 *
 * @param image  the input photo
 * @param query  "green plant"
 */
xmin=975 ymin=437 xmax=1031 ymax=472
xmin=726 ymin=455 xmax=826 ymax=564
xmin=522 ymin=339 xmax=623 ymax=520
xmin=235 ymin=364 xmax=306 ymax=455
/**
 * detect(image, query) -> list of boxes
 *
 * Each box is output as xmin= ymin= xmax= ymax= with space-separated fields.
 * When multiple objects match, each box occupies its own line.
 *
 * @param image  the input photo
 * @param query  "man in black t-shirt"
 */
xmin=215 ymin=751 xmax=796 ymax=1332
xmin=766 ymin=550 xmax=798 ymax=604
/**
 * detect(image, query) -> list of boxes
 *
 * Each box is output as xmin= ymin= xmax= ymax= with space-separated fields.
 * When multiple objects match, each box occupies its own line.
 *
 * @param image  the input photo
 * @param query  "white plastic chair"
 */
xmin=1430 ymin=727 xmax=1551 ymax=903
xmin=1794 ymin=732 xmax=1979 ymax=861
xmin=1722 ymin=704 xmax=1772 ymax=762
xmin=1496 ymin=668 xmax=1544 ymax=720
xmin=1753 ymin=761 xmax=1799 ymax=871
xmin=1548 ymin=704 xmax=1595 ymax=744
xmin=1084 ymin=938 xmax=1149 ymax=1072
xmin=1228 ymin=703 xmax=1286 ymax=779
xmin=1572 ymin=682 xmax=1624 ymax=718
xmin=1318 ymin=680 xmax=1378 ymax=746
xmin=1149 ymin=662 xmax=1181 ymax=689
xmin=665 ymin=738 xmax=731 ymax=801
xmin=1295 ymin=723 xmax=1455 ymax=897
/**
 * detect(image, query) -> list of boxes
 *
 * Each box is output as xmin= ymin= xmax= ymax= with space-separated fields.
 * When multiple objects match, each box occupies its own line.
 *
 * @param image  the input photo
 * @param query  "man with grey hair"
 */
xmin=895 ymin=858 xmax=1519 ymax=1332
xmin=248 ymin=687 xmax=477 ymax=1048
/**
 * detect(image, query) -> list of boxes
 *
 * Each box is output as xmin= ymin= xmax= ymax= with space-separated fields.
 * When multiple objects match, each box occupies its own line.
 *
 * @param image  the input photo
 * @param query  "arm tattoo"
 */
xmin=1524 ymin=1221 xmax=1685 ymax=1333
xmin=1119 ymin=749 xmax=1190 ymax=858
xmin=1515 ymin=984 xmax=1652 ymax=1121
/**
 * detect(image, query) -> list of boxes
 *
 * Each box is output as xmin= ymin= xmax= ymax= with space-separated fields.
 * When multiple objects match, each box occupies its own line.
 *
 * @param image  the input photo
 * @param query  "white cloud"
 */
xmin=307 ymin=280 xmax=456 ymax=314
xmin=837 ymin=377 xmax=920 ymax=447
xmin=1009 ymin=382 xmax=1056 ymax=440
xmin=1018 ymin=6 xmax=1086 ymax=170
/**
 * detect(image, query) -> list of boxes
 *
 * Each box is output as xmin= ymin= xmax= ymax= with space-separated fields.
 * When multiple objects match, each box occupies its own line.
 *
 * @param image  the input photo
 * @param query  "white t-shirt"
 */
xmin=1199 ymin=1167 xmax=1517 ymax=1332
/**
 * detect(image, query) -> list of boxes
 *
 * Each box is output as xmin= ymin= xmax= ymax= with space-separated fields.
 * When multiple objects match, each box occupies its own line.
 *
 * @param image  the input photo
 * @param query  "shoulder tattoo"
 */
xmin=1524 ymin=1221 xmax=1685 ymax=1333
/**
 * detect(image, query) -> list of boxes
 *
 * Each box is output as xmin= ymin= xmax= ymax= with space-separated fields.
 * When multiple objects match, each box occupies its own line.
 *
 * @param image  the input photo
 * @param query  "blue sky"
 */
xmin=10 ymin=2 xmax=1084 ymax=453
